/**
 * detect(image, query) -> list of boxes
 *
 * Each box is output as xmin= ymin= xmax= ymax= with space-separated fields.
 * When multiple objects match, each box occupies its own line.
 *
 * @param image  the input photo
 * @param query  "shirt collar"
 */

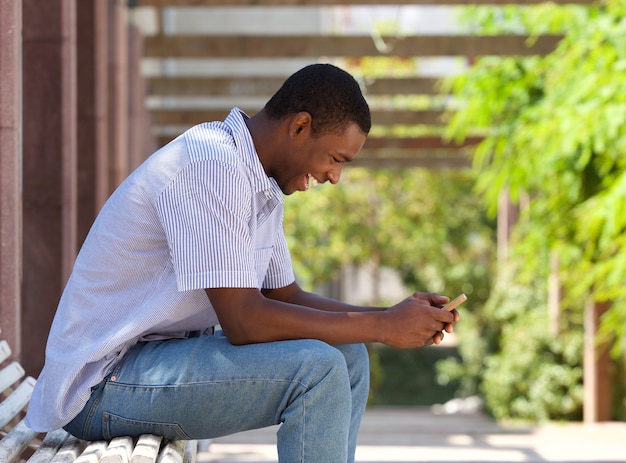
xmin=224 ymin=108 xmax=283 ymax=201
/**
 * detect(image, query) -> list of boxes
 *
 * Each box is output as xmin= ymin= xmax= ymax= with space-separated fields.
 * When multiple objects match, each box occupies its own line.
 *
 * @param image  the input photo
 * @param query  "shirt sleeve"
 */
xmin=156 ymin=160 xmax=259 ymax=291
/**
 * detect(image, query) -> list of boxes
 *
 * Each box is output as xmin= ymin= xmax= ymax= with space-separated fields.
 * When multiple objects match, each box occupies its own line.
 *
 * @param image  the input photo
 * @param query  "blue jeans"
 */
xmin=64 ymin=332 xmax=370 ymax=463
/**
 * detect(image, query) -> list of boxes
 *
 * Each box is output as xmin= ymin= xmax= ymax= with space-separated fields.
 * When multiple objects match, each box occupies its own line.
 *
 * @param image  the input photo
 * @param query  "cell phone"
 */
xmin=442 ymin=293 xmax=467 ymax=312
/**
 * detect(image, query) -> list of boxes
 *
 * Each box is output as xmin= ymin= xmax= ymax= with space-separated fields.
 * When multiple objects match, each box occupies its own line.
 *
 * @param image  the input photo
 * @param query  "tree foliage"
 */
xmin=284 ymin=167 xmax=495 ymax=304
xmin=283 ymin=166 xmax=496 ymax=406
xmin=440 ymin=0 xmax=626 ymax=420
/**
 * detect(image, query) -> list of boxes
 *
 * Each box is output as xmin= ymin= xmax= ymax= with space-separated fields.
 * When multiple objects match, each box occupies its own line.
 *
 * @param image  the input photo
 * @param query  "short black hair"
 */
xmin=264 ymin=63 xmax=371 ymax=137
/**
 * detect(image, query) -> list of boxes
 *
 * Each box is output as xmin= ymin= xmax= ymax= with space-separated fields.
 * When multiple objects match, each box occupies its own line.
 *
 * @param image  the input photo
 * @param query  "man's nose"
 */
xmin=328 ymin=165 xmax=343 ymax=184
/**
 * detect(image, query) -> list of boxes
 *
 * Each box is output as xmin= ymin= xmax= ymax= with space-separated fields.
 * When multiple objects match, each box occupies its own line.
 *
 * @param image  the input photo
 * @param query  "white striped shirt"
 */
xmin=25 ymin=108 xmax=295 ymax=432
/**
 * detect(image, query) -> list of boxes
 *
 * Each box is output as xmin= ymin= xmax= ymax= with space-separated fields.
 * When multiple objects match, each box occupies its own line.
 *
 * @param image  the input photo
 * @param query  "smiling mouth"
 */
xmin=306 ymin=174 xmax=321 ymax=190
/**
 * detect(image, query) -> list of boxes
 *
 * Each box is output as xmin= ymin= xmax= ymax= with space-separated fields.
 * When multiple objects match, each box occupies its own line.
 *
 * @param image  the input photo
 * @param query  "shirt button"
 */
xmin=264 ymin=190 xmax=271 ymax=198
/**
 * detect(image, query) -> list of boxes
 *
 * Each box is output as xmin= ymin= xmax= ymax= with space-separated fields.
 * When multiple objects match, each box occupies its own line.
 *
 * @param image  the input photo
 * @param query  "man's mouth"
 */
xmin=305 ymin=174 xmax=320 ymax=191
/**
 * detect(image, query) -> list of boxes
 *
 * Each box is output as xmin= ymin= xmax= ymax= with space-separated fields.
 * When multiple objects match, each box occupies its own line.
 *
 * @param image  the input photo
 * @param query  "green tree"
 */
xmin=284 ymin=167 xmax=495 ymax=303
xmin=441 ymin=0 xmax=626 ymax=420
xmin=284 ymin=167 xmax=495 ymax=405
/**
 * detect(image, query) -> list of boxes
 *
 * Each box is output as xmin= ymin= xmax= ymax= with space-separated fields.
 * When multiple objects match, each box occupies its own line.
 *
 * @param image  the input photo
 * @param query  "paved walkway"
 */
xmin=197 ymin=406 xmax=626 ymax=463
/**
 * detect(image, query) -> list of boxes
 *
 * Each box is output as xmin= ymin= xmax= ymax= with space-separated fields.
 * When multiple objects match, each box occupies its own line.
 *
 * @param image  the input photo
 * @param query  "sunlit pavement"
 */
xmin=197 ymin=406 xmax=626 ymax=463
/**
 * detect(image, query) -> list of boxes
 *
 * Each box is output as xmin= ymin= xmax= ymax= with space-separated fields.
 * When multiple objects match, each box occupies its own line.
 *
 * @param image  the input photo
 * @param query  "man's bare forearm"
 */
xmin=262 ymin=282 xmax=385 ymax=313
xmin=209 ymin=285 xmax=456 ymax=348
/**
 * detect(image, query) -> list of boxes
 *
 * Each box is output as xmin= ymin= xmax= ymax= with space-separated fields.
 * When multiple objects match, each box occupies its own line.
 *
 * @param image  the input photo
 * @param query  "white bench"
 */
xmin=0 ymin=332 xmax=198 ymax=463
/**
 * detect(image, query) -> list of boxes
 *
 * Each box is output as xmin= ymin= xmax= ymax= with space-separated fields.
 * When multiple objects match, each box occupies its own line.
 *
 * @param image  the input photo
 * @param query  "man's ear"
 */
xmin=289 ymin=112 xmax=312 ymax=138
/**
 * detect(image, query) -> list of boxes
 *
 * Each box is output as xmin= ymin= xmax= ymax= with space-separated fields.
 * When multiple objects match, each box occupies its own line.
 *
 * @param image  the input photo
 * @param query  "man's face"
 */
xmin=276 ymin=122 xmax=367 ymax=195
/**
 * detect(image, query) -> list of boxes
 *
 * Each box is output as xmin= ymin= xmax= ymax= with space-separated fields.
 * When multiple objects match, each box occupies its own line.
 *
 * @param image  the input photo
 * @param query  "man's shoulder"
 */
xmin=183 ymin=121 xmax=239 ymax=165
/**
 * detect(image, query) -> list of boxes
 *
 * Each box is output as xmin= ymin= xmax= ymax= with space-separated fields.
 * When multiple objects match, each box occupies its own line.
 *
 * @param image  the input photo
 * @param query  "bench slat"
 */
xmin=48 ymin=435 xmax=88 ymax=463
xmin=0 ymin=376 xmax=36 ymax=428
xmin=74 ymin=441 xmax=108 ymax=463
xmin=0 ymin=419 xmax=39 ymax=462
xmin=182 ymin=442 xmax=197 ymax=463
xmin=27 ymin=428 xmax=72 ymax=463
xmin=0 ymin=339 xmax=12 ymax=364
xmin=0 ymin=361 xmax=26 ymax=394
xmin=100 ymin=436 xmax=133 ymax=463
xmin=130 ymin=434 xmax=161 ymax=463
xmin=155 ymin=440 xmax=185 ymax=463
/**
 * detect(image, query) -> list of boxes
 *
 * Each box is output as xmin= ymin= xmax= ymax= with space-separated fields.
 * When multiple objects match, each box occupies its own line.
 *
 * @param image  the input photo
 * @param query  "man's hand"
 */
xmin=206 ymin=285 xmax=459 ymax=348
xmin=381 ymin=292 xmax=459 ymax=349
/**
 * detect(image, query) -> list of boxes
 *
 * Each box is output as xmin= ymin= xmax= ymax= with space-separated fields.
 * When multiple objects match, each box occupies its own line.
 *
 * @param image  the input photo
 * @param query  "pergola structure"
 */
xmin=0 ymin=0 xmax=609 ymax=423
xmin=138 ymin=0 xmax=572 ymax=169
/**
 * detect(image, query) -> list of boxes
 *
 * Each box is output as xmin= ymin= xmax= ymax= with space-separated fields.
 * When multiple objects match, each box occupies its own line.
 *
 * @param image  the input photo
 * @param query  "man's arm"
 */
xmin=262 ymin=282 xmax=385 ymax=313
xmin=205 ymin=283 xmax=458 ymax=348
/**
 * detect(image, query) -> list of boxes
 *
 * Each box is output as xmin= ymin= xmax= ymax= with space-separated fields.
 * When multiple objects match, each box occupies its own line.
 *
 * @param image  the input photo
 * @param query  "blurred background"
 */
xmin=1 ymin=0 xmax=625 ymax=430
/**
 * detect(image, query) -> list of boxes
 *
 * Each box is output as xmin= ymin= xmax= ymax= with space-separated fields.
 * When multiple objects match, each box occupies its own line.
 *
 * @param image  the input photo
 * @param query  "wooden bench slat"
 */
xmin=74 ymin=441 xmax=108 ymax=463
xmin=130 ymin=434 xmax=161 ymax=463
xmin=0 ymin=361 xmax=26 ymax=394
xmin=48 ymin=436 xmax=88 ymax=463
xmin=0 ymin=376 xmax=36 ymax=428
xmin=0 ymin=339 xmax=13 ymax=364
xmin=182 ymin=442 xmax=196 ymax=463
xmin=155 ymin=441 xmax=185 ymax=463
xmin=0 ymin=419 xmax=39 ymax=462
xmin=27 ymin=428 xmax=72 ymax=463
xmin=100 ymin=436 xmax=134 ymax=463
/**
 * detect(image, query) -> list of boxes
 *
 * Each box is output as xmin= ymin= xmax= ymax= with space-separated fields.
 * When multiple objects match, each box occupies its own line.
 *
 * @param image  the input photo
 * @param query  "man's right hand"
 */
xmin=381 ymin=292 xmax=459 ymax=349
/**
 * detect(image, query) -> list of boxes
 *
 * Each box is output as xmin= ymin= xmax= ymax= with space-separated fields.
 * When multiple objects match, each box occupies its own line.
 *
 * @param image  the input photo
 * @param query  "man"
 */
xmin=25 ymin=63 xmax=459 ymax=463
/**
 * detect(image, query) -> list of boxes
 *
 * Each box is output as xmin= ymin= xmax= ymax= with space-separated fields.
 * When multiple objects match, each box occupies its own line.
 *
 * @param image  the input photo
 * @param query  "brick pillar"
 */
xmin=21 ymin=0 xmax=77 ymax=376
xmin=128 ymin=25 xmax=152 ymax=171
xmin=108 ymin=0 xmax=129 ymax=192
xmin=0 ymin=0 xmax=22 ymax=359
xmin=76 ymin=0 xmax=109 ymax=248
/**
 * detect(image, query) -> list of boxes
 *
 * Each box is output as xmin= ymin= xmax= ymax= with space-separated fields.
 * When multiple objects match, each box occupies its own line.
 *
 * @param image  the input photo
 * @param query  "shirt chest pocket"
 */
xmin=254 ymin=246 xmax=274 ymax=287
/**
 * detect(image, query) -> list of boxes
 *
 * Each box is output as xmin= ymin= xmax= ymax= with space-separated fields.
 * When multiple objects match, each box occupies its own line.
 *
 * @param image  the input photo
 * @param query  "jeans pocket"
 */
xmin=102 ymin=412 xmax=192 ymax=440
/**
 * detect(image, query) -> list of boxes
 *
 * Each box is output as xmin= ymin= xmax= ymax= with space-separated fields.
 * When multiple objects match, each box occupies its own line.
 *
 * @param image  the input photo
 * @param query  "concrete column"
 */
xmin=0 ymin=0 xmax=22 ymax=359
xmin=108 ymin=0 xmax=129 ymax=192
xmin=584 ymin=299 xmax=612 ymax=422
xmin=21 ymin=0 xmax=77 ymax=376
xmin=76 ymin=0 xmax=109 ymax=248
